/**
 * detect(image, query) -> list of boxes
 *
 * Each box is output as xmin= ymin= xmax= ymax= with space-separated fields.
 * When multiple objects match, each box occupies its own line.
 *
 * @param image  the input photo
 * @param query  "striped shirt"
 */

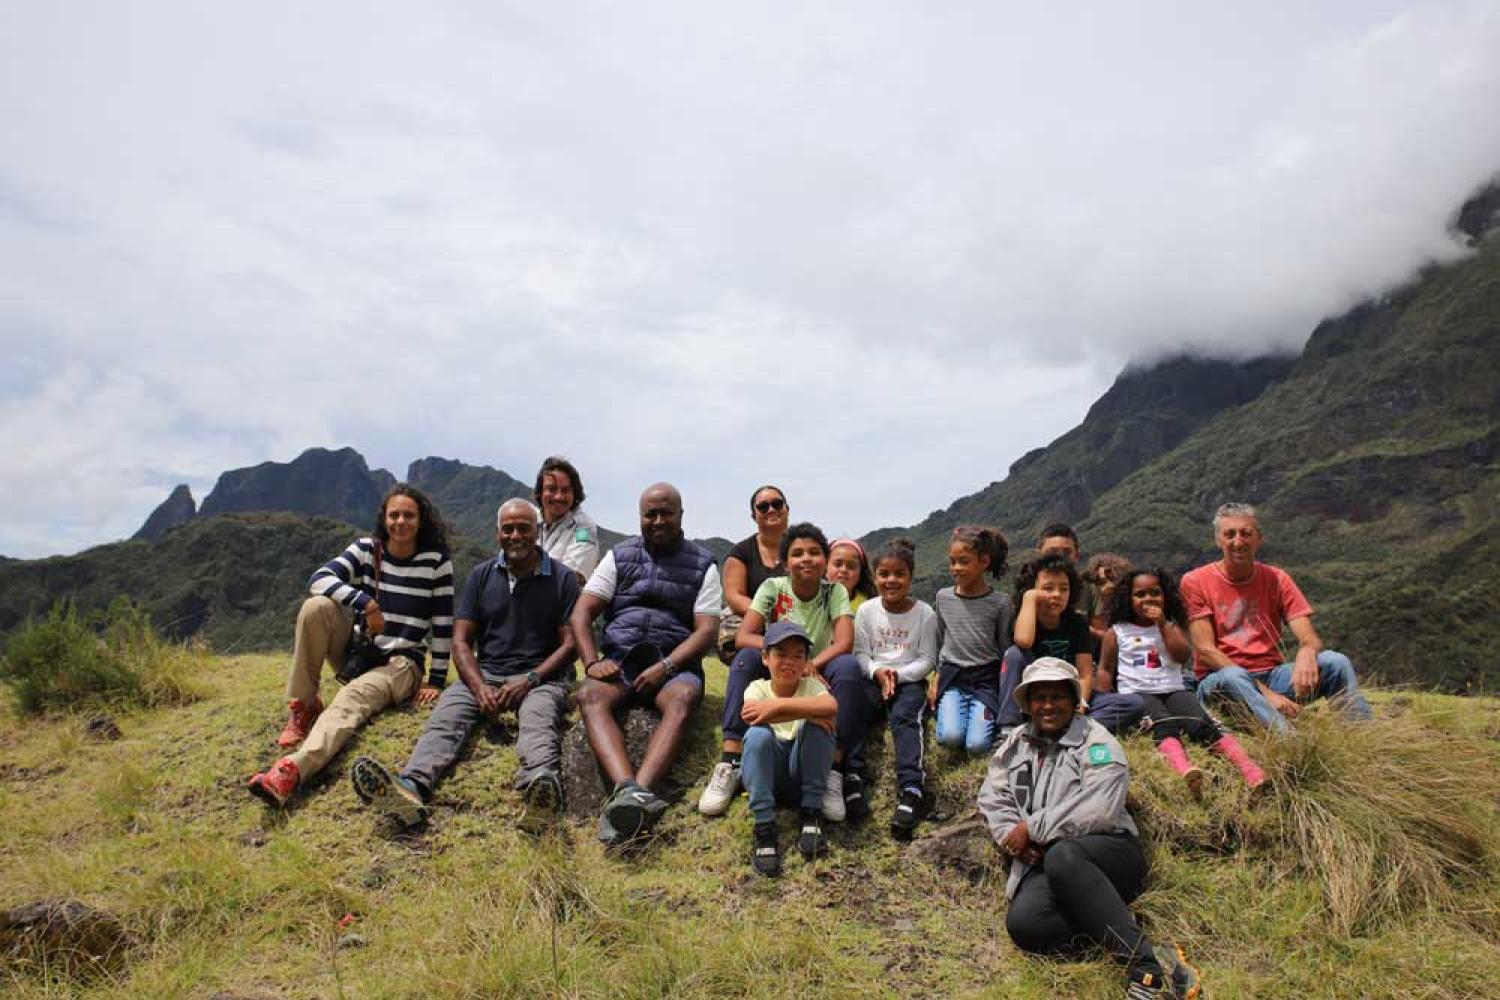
xmin=308 ymin=537 xmax=455 ymax=686
xmin=935 ymin=587 xmax=1014 ymax=668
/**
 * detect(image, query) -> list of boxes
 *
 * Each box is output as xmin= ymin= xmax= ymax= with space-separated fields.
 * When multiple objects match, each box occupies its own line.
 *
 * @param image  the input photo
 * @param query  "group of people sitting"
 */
xmin=244 ymin=457 xmax=1374 ymax=1000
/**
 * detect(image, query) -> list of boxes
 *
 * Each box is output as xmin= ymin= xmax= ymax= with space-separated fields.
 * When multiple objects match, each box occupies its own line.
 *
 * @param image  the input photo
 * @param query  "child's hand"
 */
xmin=1021 ymin=589 xmax=1040 ymax=607
xmin=1140 ymin=602 xmax=1163 ymax=623
xmin=927 ymin=677 xmax=938 ymax=710
xmin=874 ymin=668 xmax=897 ymax=700
xmin=741 ymin=700 xmax=774 ymax=726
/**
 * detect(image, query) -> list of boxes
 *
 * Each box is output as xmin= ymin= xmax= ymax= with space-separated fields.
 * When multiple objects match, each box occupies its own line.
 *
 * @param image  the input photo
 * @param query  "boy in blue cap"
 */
xmin=740 ymin=620 xmax=839 ymax=876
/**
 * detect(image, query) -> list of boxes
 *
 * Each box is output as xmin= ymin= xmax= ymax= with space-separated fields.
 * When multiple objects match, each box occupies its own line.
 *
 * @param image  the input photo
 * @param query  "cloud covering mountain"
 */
xmin=4 ymin=2 xmax=1500 ymax=557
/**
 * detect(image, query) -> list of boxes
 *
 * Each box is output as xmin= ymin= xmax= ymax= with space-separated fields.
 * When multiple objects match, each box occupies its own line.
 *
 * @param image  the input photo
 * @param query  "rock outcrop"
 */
xmin=198 ymin=447 xmax=396 ymax=528
xmin=132 ymin=484 xmax=196 ymax=541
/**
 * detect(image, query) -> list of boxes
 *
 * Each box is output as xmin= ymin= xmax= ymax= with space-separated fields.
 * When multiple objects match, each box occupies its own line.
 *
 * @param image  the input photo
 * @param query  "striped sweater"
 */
xmin=308 ymin=537 xmax=455 ymax=686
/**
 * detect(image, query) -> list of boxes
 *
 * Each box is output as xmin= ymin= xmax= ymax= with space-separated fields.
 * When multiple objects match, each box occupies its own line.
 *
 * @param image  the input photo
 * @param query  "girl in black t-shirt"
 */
xmin=998 ymin=554 xmax=1145 ymax=734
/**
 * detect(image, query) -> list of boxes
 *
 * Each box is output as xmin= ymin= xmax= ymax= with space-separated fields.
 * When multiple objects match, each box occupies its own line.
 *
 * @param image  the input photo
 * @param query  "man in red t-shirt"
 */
xmin=1180 ymin=503 xmax=1372 ymax=733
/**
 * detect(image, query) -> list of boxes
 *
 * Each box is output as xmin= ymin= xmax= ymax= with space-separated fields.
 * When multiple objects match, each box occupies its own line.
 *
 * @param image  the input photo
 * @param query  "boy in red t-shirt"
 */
xmin=1180 ymin=503 xmax=1372 ymax=733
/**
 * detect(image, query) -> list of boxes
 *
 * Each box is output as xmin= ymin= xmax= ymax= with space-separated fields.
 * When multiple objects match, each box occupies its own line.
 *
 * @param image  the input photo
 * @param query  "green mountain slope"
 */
xmin=0 ymin=514 xmax=492 ymax=653
xmin=1077 ymin=232 xmax=1500 ymax=688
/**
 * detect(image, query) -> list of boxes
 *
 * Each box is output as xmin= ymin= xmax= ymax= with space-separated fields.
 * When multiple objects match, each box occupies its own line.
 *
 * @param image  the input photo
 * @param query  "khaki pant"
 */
xmin=285 ymin=596 xmax=421 ymax=779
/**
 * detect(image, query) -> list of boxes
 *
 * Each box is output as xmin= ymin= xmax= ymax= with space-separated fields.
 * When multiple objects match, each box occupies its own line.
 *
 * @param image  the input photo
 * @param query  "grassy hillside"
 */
xmin=4 ymin=653 xmax=1499 ymax=998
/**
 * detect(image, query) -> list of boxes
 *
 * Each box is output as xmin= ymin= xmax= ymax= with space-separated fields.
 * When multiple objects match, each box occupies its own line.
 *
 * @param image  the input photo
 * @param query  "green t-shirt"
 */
xmin=744 ymin=676 xmax=829 ymax=740
xmin=750 ymin=578 xmax=852 ymax=656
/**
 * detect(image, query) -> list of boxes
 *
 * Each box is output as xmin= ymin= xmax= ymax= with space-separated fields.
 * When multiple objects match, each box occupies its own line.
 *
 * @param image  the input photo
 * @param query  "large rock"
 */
xmin=132 ymin=484 xmax=197 ymax=541
xmin=198 ymin=447 xmax=395 ymax=528
xmin=908 ymin=813 xmax=1002 ymax=885
xmin=1 ymin=899 xmax=133 ymax=978
xmin=559 ymin=707 xmax=694 ymax=820
xmin=405 ymin=456 xmax=534 ymax=543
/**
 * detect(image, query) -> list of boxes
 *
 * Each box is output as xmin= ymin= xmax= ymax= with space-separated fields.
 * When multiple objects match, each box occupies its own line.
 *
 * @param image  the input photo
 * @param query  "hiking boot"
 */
xmin=821 ymin=769 xmax=846 ymax=823
xmin=277 ymin=698 xmax=323 ymax=748
xmin=1166 ymin=945 xmax=1202 ymax=998
xmin=797 ymin=808 xmax=828 ymax=861
xmin=890 ymin=786 xmax=930 ymax=841
xmin=519 ymin=772 xmax=562 ymax=834
xmin=842 ymin=772 xmax=870 ymax=823
xmin=751 ymin=821 xmax=781 ymax=877
xmin=350 ymin=756 xmax=428 ymax=828
xmin=603 ymin=782 xmax=665 ymax=843
xmin=247 ymin=756 xmax=300 ymax=807
xmin=698 ymin=761 xmax=740 ymax=816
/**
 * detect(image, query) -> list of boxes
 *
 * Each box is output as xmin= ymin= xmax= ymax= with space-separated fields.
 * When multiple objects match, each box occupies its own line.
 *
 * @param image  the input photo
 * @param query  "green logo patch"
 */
xmin=1087 ymin=744 xmax=1113 ymax=766
xmin=574 ymin=528 xmax=592 ymax=542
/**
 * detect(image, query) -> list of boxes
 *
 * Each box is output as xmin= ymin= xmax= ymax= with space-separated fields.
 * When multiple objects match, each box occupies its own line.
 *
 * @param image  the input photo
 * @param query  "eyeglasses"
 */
xmin=754 ymin=498 xmax=786 ymax=514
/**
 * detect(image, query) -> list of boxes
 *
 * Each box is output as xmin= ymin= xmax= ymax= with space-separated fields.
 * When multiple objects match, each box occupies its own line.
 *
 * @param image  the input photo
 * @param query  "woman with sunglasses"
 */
xmin=718 ymin=485 xmax=790 ymax=660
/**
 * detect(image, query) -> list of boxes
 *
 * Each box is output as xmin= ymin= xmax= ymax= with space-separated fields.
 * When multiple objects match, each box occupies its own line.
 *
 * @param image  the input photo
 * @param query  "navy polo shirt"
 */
xmin=455 ymin=549 xmax=581 ymax=677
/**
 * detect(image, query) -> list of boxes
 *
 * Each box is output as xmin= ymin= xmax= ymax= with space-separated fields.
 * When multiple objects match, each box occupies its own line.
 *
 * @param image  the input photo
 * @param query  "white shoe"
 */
xmin=698 ymin=761 xmax=740 ymax=816
xmin=822 ymin=768 xmax=846 ymax=823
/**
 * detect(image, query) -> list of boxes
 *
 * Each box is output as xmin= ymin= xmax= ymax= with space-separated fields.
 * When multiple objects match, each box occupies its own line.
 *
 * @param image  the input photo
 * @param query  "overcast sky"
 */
xmin=3 ymin=2 xmax=1499 ymax=558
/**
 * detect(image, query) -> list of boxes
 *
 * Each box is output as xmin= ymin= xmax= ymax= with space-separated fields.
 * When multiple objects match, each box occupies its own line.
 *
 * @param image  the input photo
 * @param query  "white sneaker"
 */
xmin=822 ymin=768 xmax=846 ymax=822
xmin=698 ymin=761 xmax=740 ymax=816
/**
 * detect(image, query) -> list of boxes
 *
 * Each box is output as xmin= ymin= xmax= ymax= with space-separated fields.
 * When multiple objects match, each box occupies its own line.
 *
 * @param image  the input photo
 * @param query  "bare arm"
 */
xmin=722 ymin=557 xmax=753 ymax=617
xmin=570 ymin=591 xmax=608 ymax=666
xmin=1076 ymin=651 xmax=1097 ymax=701
xmin=735 ymin=608 xmax=767 ymax=650
xmin=1188 ymin=618 xmax=1237 ymax=671
xmin=1287 ymin=615 xmax=1324 ymax=700
xmin=742 ymin=691 xmax=837 ymax=724
xmin=1012 ymin=590 xmax=1039 ymax=649
xmin=452 ymin=618 xmax=498 ymax=713
xmin=1097 ymin=629 xmax=1119 ymax=694
xmin=811 ymin=615 xmax=853 ymax=673
xmin=1159 ymin=620 xmax=1192 ymax=663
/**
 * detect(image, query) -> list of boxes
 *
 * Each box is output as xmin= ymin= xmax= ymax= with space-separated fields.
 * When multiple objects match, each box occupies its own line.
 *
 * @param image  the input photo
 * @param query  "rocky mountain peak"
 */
xmin=132 ymin=484 xmax=196 ymax=541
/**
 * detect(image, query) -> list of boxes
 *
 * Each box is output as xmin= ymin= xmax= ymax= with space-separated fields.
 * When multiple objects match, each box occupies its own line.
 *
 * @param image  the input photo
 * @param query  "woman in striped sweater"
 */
xmin=248 ymin=485 xmax=454 ymax=807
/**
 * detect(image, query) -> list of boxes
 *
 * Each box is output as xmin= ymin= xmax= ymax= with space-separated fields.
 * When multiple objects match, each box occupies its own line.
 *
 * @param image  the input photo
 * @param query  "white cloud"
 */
xmin=2 ymin=1 xmax=1499 ymax=556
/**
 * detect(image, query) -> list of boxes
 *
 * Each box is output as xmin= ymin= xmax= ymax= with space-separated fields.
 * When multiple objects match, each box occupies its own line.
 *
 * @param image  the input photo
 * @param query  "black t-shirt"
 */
xmin=455 ymin=550 xmax=580 ymax=677
xmin=1033 ymin=610 xmax=1091 ymax=664
xmin=727 ymin=534 xmax=784 ymax=599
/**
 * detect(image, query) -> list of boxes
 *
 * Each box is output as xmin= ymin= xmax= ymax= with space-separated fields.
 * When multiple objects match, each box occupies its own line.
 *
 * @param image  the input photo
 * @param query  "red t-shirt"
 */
xmin=1180 ymin=562 xmax=1313 ymax=677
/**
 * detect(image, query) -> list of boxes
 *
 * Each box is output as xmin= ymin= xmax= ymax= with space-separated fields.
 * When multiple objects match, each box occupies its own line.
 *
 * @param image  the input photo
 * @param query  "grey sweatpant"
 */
xmin=399 ymin=672 xmax=569 ymax=798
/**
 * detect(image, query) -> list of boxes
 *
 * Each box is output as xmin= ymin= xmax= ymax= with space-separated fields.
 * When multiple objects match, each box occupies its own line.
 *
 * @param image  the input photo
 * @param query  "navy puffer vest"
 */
xmin=602 ymin=536 xmax=715 ymax=672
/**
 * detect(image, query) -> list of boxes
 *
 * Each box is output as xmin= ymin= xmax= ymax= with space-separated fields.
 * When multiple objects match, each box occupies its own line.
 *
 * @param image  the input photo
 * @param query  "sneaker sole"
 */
xmin=350 ymin=757 xmax=427 ymax=828
xmin=246 ymin=776 xmax=288 ymax=808
xmin=605 ymin=800 xmax=647 ymax=841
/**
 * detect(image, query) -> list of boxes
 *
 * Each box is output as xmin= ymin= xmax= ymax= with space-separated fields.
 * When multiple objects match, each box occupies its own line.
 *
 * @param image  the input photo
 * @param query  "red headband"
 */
xmin=830 ymin=538 xmax=865 ymax=562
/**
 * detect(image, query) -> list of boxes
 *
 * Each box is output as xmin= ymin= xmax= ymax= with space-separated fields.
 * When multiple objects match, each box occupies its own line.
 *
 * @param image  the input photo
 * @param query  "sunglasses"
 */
xmin=754 ymin=498 xmax=786 ymax=514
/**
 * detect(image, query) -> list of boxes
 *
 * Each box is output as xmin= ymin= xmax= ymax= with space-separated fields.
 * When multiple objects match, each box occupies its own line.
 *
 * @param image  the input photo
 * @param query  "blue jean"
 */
xmin=1196 ymin=650 xmax=1372 ymax=733
xmin=741 ymin=722 xmax=835 ymax=824
xmin=936 ymin=687 xmax=993 ymax=754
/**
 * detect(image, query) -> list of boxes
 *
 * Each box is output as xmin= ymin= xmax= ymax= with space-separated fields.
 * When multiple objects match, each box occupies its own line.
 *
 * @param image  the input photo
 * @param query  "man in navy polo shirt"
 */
xmin=351 ymin=498 xmax=580 ymax=828
xmin=571 ymin=482 xmax=722 ymax=846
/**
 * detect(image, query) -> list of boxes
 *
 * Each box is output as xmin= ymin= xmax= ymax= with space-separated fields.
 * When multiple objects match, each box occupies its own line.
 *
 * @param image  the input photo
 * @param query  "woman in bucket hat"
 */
xmin=977 ymin=657 xmax=1201 ymax=999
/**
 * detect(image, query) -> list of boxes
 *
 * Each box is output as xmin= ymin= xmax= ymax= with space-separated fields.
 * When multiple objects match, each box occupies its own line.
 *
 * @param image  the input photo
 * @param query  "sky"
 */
xmin=3 ymin=2 xmax=1500 ymax=558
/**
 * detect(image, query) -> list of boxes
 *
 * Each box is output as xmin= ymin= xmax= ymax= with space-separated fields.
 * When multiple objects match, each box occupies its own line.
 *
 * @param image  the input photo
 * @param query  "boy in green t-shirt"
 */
xmin=740 ymin=620 xmax=837 ymax=877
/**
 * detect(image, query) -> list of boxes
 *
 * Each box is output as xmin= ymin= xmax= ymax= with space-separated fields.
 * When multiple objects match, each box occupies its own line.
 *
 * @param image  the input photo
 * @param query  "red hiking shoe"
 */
xmin=247 ymin=757 xmax=301 ymax=808
xmin=277 ymin=698 xmax=323 ymax=748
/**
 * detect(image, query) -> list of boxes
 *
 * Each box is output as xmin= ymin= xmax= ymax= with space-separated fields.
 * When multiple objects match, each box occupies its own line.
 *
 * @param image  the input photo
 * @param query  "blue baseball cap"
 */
xmin=764 ymin=620 xmax=813 ymax=651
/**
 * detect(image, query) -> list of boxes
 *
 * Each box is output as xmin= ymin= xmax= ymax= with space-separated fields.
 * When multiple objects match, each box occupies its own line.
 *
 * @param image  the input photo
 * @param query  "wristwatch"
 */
xmin=525 ymin=670 xmax=541 ymax=687
xmin=660 ymin=656 xmax=678 ymax=678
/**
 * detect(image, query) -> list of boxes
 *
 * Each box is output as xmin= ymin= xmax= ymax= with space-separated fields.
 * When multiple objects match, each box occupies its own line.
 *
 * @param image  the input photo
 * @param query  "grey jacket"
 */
xmin=976 ymin=714 xmax=1136 ymax=900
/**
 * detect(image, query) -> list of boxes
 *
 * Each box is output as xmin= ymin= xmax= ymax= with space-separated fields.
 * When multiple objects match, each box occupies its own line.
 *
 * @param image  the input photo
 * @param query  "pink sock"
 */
xmin=1156 ymin=737 xmax=1195 ymax=776
xmin=1211 ymin=734 xmax=1267 ymax=788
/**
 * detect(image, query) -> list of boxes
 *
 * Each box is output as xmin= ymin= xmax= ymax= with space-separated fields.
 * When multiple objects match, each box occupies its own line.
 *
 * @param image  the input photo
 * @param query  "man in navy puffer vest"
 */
xmin=571 ymin=482 xmax=722 ymax=846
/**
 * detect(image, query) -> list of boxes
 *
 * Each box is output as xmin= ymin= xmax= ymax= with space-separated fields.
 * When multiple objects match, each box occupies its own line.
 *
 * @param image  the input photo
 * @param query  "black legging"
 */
xmin=1005 ymin=832 xmax=1163 ymax=979
xmin=1137 ymin=689 xmax=1223 ymax=745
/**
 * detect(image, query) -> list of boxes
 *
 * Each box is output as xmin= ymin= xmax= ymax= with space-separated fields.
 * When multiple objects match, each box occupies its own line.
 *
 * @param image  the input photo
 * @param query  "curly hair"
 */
xmin=874 ymin=536 xmax=917 ymax=574
xmin=374 ymin=483 xmax=450 ymax=554
xmin=1013 ymin=553 xmax=1081 ymax=612
xmin=950 ymin=525 xmax=1008 ymax=578
xmin=779 ymin=522 xmax=829 ymax=563
xmin=1108 ymin=566 xmax=1187 ymax=629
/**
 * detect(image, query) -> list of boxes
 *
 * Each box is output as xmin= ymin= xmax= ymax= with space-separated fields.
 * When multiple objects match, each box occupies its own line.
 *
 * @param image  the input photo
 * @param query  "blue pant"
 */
xmin=936 ymin=686 xmax=994 ymax=754
xmin=741 ymin=723 xmax=834 ymax=824
xmin=999 ymin=645 xmax=1146 ymax=735
xmin=722 ymin=647 xmax=866 ymax=756
xmin=1196 ymin=650 xmax=1372 ymax=733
